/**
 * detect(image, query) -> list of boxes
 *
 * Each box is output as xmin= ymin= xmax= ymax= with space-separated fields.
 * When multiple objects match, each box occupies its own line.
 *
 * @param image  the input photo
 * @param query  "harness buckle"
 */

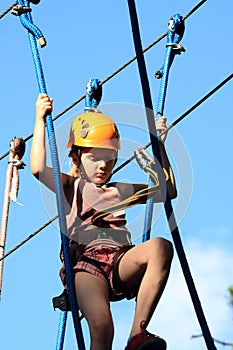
xmin=11 ymin=5 xmax=32 ymax=16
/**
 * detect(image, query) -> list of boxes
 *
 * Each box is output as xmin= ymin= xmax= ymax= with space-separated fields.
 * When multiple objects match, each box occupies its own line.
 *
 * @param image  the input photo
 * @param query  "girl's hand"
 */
xmin=36 ymin=93 xmax=53 ymax=123
xmin=155 ymin=116 xmax=167 ymax=143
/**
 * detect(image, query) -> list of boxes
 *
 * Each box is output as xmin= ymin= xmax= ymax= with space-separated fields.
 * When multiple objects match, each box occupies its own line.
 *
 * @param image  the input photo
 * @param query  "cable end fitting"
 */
xmin=38 ymin=36 xmax=47 ymax=48
xmin=154 ymin=70 xmax=163 ymax=79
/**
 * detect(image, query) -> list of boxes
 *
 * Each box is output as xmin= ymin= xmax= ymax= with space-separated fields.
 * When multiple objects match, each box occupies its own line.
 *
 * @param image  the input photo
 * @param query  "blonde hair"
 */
xmin=68 ymin=164 xmax=80 ymax=178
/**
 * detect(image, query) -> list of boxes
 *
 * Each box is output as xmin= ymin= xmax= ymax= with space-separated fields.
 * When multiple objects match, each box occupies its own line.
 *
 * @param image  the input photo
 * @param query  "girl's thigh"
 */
xmin=75 ymin=271 xmax=112 ymax=322
xmin=117 ymin=237 xmax=172 ymax=289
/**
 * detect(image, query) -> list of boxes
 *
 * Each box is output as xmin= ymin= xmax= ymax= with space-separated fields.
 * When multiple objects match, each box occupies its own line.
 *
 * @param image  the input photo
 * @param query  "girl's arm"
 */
xmin=30 ymin=94 xmax=70 ymax=191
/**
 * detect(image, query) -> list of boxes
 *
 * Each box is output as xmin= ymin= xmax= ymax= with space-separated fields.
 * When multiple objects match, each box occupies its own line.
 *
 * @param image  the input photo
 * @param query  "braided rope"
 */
xmin=56 ymin=311 xmax=68 ymax=350
xmin=0 ymin=138 xmax=25 ymax=298
xmin=127 ymin=1 xmax=217 ymax=349
xmin=0 ymin=154 xmax=14 ymax=299
xmin=17 ymin=1 xmax=85 ymax=349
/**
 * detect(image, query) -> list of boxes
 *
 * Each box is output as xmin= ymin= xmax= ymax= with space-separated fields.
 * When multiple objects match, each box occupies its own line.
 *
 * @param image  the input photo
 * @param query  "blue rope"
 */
xmin=17 ymin=2 xmax=85 ymax=349
xmin=56 ymin=311 xmax=68 ymax=350
xmin=127 ymin=1 xmax=217 ymax=349
xmin=157 ymin=14 xmax=184 ymax=115
xmin=18 ymin=8 xmax=44 ymax=41
xmin=143 ymin=14 xmax=184 ymax=241
xmin=85 ymin=78 xmax=102 ymax=110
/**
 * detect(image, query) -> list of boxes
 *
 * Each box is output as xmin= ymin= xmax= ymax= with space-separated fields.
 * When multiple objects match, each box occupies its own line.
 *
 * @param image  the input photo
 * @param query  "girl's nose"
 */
xmin=99 ymin=159 xmax=107 ymax=169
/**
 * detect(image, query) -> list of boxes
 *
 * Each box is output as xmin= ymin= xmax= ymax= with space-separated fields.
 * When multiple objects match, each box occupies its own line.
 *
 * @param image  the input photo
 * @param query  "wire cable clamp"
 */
xmin=11 ymin=4 xmax=31 ymax=16
xmin=166 ymin=42 xmax=186 ymax=54
xmin=8 ymin=160 xmax=26 ymax=169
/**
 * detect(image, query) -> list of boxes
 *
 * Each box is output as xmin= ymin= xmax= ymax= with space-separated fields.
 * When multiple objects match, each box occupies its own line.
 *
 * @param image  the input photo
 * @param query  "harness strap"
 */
xmin=92 ymin=182 xmax=161 ymax=226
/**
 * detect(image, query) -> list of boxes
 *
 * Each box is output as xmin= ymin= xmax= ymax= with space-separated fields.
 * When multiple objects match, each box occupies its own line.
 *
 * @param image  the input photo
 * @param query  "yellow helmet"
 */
xmin=67 ymin=112 xmax=120 ymax=150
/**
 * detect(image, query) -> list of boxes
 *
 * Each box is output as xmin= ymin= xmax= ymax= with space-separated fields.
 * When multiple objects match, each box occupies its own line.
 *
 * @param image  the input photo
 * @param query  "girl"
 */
xmin=31 ymin=94 xmax=176 ymax=350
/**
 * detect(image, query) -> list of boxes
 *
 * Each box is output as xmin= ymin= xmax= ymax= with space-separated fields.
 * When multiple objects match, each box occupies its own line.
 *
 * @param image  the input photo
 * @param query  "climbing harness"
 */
xmin=16 ymin=1 xmax=85 ymax=349
xmin=0 ymin=137 xmax=25 ymax=298
xmin=127 ymin=1 xmax=217 ymax=349
xmin=92 ymin=183 xmax=161 ymax=226
xmin=91 ymin=148 xmax=172 ymax=227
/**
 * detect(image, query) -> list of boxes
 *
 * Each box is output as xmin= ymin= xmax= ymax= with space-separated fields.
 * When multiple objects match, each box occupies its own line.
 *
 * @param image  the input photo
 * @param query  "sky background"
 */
xmin=0 ymin=1 xmax=232 ymax=349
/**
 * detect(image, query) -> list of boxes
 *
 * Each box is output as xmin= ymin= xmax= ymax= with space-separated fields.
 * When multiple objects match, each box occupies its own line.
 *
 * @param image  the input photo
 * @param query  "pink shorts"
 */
xmin=60 ymin=239 xmax=137 ymax=301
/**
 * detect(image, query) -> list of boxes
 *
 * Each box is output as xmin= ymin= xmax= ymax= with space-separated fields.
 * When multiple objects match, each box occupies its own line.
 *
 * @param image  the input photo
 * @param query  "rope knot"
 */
xmin=168 ymin=14 xmax=184 ymax=38
xmin=16 ymin=1 xmax=46 ymax=48
xmin=10 ymin=137 xmax=25 ymax=160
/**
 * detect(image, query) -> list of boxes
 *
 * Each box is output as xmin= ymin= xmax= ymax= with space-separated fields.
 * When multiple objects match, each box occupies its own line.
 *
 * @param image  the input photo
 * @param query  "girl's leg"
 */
xmin=118 ymin=237 xmax=173 ymax=336
xmin=75 ymin=271 xmax=114 ymax=350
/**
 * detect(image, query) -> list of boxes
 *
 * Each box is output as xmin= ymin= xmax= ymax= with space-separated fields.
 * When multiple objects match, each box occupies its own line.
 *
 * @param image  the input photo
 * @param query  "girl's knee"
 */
xmin=89 ymin=315 xmax=114 ymax=341
xmin=150 ymin=237 xmax=174 ymax=261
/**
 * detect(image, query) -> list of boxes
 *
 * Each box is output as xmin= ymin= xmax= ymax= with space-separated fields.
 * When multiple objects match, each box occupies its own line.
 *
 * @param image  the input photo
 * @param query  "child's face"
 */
xmin=80 ymin=147 xmax=117 ymax=185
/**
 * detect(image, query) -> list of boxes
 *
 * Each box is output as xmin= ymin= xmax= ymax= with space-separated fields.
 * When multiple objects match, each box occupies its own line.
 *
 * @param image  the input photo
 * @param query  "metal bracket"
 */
xmin=52 ymin=290 xmax=71 ymax=311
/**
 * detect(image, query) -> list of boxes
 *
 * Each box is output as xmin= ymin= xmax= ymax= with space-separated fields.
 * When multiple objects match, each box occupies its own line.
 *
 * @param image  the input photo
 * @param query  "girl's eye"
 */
xmin=89 ymin=156 xmax=99 ymax=162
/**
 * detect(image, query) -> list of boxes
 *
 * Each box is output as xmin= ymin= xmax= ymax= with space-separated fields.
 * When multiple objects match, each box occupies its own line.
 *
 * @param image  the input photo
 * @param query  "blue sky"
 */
xmin=0 ymin=1 xmax=232 ymax=349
